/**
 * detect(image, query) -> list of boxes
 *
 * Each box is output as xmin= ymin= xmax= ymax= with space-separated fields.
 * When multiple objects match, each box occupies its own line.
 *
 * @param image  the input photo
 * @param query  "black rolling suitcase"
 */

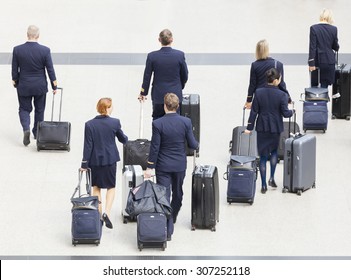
xmin=71 ymin=169 xmax=102 ymax=246
xmin=191 ymin=158 xmax=219 ymax=232
xmin=123 ymin=102 xmax=151 ymax=170
xmin=137 ymin=212 xmax=167 ymax=251
xmin=332 ymin=64 xmax=351 ymax=120
xmin=36 ymin=88 xmax=71 ymax=151
xmin=181 ymin=94 xmax=200 ymax=156
xmin=225 ymin=155 xmax=257 ymax=205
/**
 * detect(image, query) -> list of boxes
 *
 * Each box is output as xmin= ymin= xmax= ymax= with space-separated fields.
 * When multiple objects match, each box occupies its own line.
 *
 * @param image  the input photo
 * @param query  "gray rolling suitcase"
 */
xmin=283 ymin=131 xmax=316 ymax=196
xmin=230 ymin=107 xmax=259 ymax=160
xmin=278 ymin=121 xmax=300 ymax=161
xmin=122 ymin=165 xmax=144 ymax=223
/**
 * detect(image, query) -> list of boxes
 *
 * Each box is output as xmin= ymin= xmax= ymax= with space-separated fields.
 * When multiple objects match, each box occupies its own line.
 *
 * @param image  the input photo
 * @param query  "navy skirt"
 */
xmin=90 ymin=163 xmax=117 ymax=189
xmin=257 ymin=132 xmax=280 ymax=157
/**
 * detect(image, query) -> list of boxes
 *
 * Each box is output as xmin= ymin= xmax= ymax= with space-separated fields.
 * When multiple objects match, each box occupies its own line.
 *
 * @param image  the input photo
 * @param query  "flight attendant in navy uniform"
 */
xmin=11 ymin=25 xmax=58 ymax=146
xmin=245 ymin=39 xmax=290 ymax=109
xmin=138 ymin=29 xmax=189 ymax=120
xmin=81 ymin=98 xmax=128 ymax=229
xmin=245 ymin=68 xmax=294 ymax=194
xmin=308 ymin=8 xmax=339 ymax=92
xmin=145 ymin=93 xmax=199 ymax=240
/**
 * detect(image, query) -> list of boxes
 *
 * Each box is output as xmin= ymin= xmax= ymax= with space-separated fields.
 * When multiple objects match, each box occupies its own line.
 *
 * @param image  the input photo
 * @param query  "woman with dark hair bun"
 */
xmin=245 ymin=68 xmax=294 ymax=194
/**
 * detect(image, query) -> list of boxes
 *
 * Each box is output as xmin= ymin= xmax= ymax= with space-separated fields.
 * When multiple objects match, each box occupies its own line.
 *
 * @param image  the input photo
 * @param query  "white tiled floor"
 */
xmin=0 ymin=0 xmax=351 ymax=258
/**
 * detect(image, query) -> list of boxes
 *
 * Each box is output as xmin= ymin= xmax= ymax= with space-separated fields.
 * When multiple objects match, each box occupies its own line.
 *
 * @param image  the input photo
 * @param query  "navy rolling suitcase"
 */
xmin=302 ymin=101 xmax=328 ymax=132
xmin=181 ymin=94 xmax=200 ymax=156
xmin=191 ymin=164 xmax=219 ymax=231
xmin=36 ymin=88 xmax=71 ymax=152
xmin=225 ymin=155 xmax=257 ymax=205
xmin=332 ymin=64 xmax=351 ymax=120
xmin=123 ymin=102 xmax=150 ymax=170
xmin=137 ymin=212 xmax=167 ymax=251
xmin=71 ymin=169 xmax=102 ymax=246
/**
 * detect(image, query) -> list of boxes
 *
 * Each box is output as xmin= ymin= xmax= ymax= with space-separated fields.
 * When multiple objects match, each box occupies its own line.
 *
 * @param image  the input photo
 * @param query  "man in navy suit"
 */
xmin=145 ymin=93 xmax=198 ymax=240
xmin=308 ymin=9 xmax=339 ymax=91
xmin=12 ymin=25 xmax=57 ymax=146
xmin=138 ymin=29 xmax=188 ymax=120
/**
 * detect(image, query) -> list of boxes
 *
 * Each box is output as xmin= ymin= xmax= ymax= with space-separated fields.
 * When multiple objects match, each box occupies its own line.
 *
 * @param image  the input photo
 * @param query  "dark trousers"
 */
xmin=311 ymin=64 xmax=335 ymax=88
xmin=155 ymin=170 xmax=186 ymax=236
xmin=17 ymin=94 xmax=46 ymax=135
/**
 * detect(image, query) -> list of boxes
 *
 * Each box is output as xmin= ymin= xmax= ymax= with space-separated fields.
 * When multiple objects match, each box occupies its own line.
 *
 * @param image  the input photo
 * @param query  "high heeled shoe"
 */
xmin=268 ymin=178 xmax=278 ymax=188
xmin=102 ymin=213 xmax=113 ymax=229
xmin=261 ymin=186 xmax=267 ymax=194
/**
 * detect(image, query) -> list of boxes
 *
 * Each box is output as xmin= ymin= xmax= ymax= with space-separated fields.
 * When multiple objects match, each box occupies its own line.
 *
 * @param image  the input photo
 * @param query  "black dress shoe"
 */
xmin=261 ymin=186 xmax=267 ymax=194
xmin=102 ymin=213 xmax=113 ymax=229
xmin=23 ymin=130 xmax=30 ymax=146
xmin=268 ymin=179 xmax=278 ymax=188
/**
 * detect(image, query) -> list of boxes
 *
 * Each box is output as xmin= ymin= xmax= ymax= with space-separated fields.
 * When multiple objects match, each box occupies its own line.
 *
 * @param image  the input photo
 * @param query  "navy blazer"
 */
xmin=12 ymin=42 xmax=57 ymax=96
xmin=308 ymin=23 xmax=339 ymax=67
xmin=141 ymin=47 xmax=189 ymax=104
xmin=247 ymin=57 xmax=289 ymax=103
xmin=81 ymin=115 xmax=128 ymax=168
xmin=147 ymin=113 xmax=199 ymax=172
xmin=247 ymin=85 xmax=293 ymax=134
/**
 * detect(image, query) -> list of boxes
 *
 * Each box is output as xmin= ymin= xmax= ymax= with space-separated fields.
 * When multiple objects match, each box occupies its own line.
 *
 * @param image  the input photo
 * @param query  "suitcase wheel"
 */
xmin=297 ymin=190 xmax=302 ymax=196
xmin=210 ymin=226 xmax=216 ymax=232
xmin=332 ymin=115 xmax=336 ymax=120
xmin=191 ymin=225 xmax=196 ymax=231
xmin=346 ymin=116 xmax=351 ymax=121
xmin=162 ymin=243 xmax=166 ymax=251
xmin=282 ymin=188 xmax=288 ymax=193
xmin=138 ymin=244 xmax=143 ymax=251
xmin=312 ymin=182 xmax=316 ymax=188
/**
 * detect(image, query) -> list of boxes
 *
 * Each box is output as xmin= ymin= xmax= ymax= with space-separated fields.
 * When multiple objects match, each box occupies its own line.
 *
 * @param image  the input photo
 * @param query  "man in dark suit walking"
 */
xmin=308 ymin=9 xmax=339 ymax=92
xmin=12 ymin=25 xmax=58 ymax=146
xmin=138 ymin=29 xmax=188 ymax=120
xmin=145 ymin=93 xmax=198 ymax=240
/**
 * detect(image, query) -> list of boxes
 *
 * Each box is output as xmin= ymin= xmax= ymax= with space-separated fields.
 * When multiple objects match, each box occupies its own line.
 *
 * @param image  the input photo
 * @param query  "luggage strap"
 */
xmin=71 ymin=168 xmax=92 ymax=199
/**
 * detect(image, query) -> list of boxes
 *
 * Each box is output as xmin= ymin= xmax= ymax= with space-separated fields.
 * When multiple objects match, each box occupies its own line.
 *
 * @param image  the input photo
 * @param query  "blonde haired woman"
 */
xmin=81 ymin=98 xmax=128 ymax=229
xmin=245 ymin=39 xmax=290 ymax=109
xmin=308 ymin=8 xmax=339 ymax=90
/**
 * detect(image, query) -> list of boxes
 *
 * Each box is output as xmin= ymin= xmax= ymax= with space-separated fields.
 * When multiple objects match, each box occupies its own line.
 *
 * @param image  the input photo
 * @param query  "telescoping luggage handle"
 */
xmin=71 ymin=168 xmax=92 ymax=199
xmin=50 ymin=87 xmax=64 ymax=122
xmin=139 ymin=101 xmax=144 ymax=139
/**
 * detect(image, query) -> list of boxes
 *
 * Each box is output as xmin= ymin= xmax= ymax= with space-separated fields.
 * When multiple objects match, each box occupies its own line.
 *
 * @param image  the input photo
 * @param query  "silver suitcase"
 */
xmin=122 ymin=165 xmax=144 ymax=223
xmin=283 ymin=133 xmax=316 ymax=195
